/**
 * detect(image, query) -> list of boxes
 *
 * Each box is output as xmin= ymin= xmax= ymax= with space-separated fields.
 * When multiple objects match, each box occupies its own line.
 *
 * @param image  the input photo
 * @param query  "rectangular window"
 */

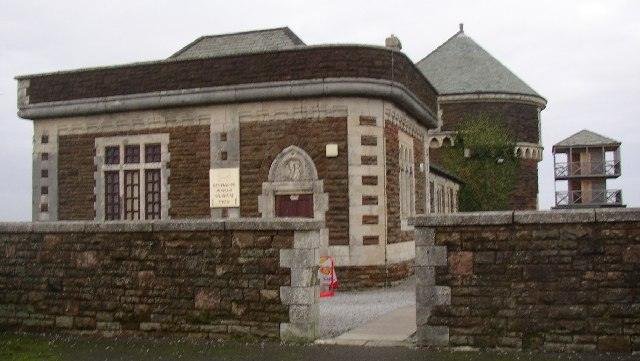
xmin=124 ymin=170 xmax=140 ymax=220
xmin=145 ymin=169 xmax=162 ymax=220
xmin=448 ymin=189 xmax=454 ymax=213
xmin=98 ymin=135 xmax=168 ymax=221
xmin=41 ymin=186 xmax=48 ymax=195
xmin=145 ymin=144 xmax=161 ymax=163
xmin=41 ymin=153 xmax=49 ymax=161
xmin=124 ymin=145 xmax=140 ymax=164
xmin=429 ymin=181 xmax=435 ymax=213
xmin=104 ymin=171 xmax=120 ymax=220
xmin=41 ymin=135 xmax=49 ymax=144
xmin=399 ymin=141 xmax=415 ymax=218
xmin=105 ymin=146 xmax=120 ymax=165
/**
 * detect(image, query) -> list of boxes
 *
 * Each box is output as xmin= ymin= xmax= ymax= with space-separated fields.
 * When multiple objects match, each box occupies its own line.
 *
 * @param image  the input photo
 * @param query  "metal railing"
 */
xmin=555 ymin=189 xmax=623 ymax=207
xmin=554 ymin=160 xmax=621 ymax=178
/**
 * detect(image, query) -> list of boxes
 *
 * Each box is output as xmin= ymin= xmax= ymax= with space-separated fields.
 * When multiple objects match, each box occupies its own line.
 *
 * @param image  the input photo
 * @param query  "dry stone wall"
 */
xmin=412 ymin=208 xmax=640 ymax=353
xmin=0 ymin=219 xmax=322 ymax=342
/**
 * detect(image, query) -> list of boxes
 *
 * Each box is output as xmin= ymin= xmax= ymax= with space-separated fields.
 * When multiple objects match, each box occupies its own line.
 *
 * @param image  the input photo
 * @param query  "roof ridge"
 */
xmin=168 ymin=26 xmax=303 ymax=59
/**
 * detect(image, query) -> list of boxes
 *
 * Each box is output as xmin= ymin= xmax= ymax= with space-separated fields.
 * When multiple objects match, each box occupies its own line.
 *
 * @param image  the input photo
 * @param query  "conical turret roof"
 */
xmin=416 ymin=27 xmax=544 ymax=100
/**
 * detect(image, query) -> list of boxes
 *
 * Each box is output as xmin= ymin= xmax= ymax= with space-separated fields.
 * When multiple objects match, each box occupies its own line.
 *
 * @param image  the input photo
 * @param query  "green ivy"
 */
xmin=441 ymin=113 xmax=519 ymax=211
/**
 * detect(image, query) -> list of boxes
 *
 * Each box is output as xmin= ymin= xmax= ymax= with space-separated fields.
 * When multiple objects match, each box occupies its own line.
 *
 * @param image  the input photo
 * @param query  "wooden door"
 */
xmin=275 ymin=194 xmax=314 ymax=218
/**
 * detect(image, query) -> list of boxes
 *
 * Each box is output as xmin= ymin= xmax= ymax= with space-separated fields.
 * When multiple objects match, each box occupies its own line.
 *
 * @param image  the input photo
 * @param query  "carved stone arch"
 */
xmin=441 ymin=137 xmax=452 ymax=147
xmin=267 ymin=145 xmax=318 ymax=182
xmin=258 ymin=145 xmax=329 ymax=221
xmin=515 ymin=148 xmax=522 ymax=157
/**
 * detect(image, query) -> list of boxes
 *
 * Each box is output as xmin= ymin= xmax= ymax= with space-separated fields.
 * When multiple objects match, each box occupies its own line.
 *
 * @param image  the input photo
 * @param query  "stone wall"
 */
xmin=412 ymin=208 xmax=640 ymax=353
xmin=0 ymin=219 xmax=322 ymax=342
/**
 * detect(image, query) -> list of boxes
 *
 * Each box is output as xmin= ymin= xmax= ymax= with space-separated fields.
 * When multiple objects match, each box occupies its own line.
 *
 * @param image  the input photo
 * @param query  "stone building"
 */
xmin=16 ymin=26 xmax=541 ymax=287
xmin=418 ymin=24 xmax=546 ymax=210
xmin=553 ymin=129 xmax=624 ymax=208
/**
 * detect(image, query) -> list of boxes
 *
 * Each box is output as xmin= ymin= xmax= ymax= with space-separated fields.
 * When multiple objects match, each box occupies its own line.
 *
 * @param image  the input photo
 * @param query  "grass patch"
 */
xmin=0 ymin=333 xmax=61 ymax=361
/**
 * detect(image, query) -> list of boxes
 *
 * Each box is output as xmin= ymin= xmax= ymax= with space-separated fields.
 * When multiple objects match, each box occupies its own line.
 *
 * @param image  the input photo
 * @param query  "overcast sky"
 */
xmin=1 ymin=0 xmax=639 ymax=220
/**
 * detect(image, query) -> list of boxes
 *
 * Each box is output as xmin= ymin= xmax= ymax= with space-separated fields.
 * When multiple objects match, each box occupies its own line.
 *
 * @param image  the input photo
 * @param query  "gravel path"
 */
xmin=318 ymin=277 xmax=415 ymax=339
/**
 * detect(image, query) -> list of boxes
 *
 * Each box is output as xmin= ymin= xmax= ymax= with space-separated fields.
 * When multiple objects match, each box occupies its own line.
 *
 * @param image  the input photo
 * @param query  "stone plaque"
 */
xmin=209 ymin=168 xmax=240 ymax=208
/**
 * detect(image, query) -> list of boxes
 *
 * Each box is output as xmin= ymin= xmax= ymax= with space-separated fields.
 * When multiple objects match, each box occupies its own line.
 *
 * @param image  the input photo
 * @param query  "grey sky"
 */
xmin=1 ymin=0 xmax=639 ymax=220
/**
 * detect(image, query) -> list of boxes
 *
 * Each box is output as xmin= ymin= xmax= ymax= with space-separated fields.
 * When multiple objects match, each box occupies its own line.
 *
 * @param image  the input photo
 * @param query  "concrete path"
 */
xmin=316 ymin=305 xmax=416 ymax=346
xmin=318 ymin=277 xmax=415 ymax=339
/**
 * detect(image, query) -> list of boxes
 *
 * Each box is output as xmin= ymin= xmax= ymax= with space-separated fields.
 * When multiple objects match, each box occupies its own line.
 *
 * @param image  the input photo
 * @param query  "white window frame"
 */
xmin=94 ymin=134 xmax=170 ymax=221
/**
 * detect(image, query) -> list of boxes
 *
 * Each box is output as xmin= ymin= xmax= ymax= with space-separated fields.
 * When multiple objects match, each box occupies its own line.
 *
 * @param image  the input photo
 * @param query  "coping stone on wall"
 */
xmin=223 ymin=218 xmax=323 ymax=231
xmin=411 ymin=208 xmax=640 ymax=228
xmin=410 ymin=211 xmax=513 ymax=227
xmin=595 ymin=207 xmax=640 ymax=222
xmin=514 ymin=209 xmax=595 ymax=224
xmin=0 ymin=218 xmax=324 ymax=234
xmin=0 ymin=222 xmax=34 ymax=233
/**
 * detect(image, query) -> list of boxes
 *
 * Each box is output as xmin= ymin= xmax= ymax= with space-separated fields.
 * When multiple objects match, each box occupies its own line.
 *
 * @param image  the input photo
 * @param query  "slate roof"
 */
xmin=430 ymin=164 xmax=464 ymax=184
xmin=416 ymin=28 xmax=543 ymax=99
xmin=553 ymin=129 xmax=621 ymax=148
xmin=169 ymin=27 xmax=305 ymax=59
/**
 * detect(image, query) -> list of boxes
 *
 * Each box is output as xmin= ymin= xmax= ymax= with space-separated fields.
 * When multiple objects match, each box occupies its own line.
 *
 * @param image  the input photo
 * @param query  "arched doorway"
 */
xmin=258 ymin=145 xmax=328 ymax=220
